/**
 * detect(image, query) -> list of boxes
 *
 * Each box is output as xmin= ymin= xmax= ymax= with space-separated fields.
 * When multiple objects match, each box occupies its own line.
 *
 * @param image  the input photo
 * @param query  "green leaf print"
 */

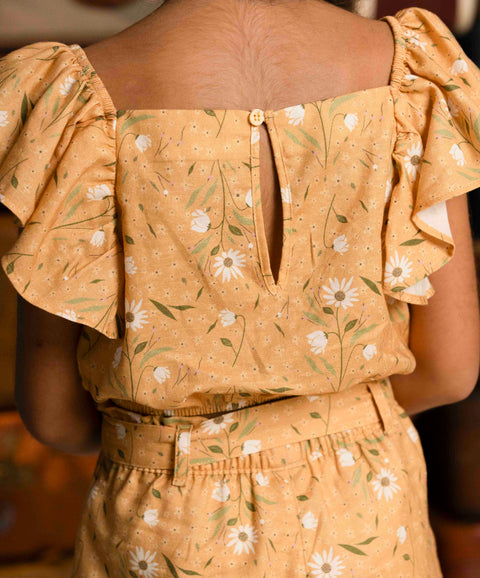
xmin=338 ymin=544 xmax=367 ymax=556
xmin=228 ymin=224 xmax=242 ymax=236
xmin=229 ymin=422 xmax=239 ymax=433
xmin=268 ymin=537 xmax=277 ymax=553
xmin=253 ymin=493 xmax=277 ymax=505
xmin=360 ymin=276 xmax=381 ymax=295
xmin=403 ymin=554 xmax=411 ymax=561
xmin=399 ymin=238 xmax=425 ymax=246
xmin=120 ymin=114 xmax=156 ymax=134
xmin=366 ymin=471 xmax=373 ymax=482
xmin=350 ymin=324 xmax=378 ymax=345
xmin=139 ymin=347 xmax=174 ymax=368
xmin=273 ymin=322 xmax=285 ymax=336
xmin=220 ymin=337 xmax=233 ymax=347
xmin=245 ymin=500 xmax=256 ymax=512
xmin=162 ymin=554 xmax=180 ymax=578
xmin=295 ymin=127 xmax=323 ymax=150
xmin=191 ymin=235 xmax=212 ymax=255
xmin=208 ymin=445 xmax=224 ymax=454
xmin=169 ymin=305 xmax=195 ymax=310
xmin=134 ymin=341 xmax=147 ymax=355
xmin=238 ymin=419 xmax=258 ymax=439
xmin=150 ymin=299 xmax=176 ymax=320
xmin=303 ymin=311 xmax=327 ymax=326
xmin=227 ymin=518 xmax=237 ymax=526
xmin=304 ymin=355 xmax=325 ymax=375
xmin=209 ymin=505 xmax=230 ymax=521
xmin=442 ymin=84 xmax=460 ymax=91
xmin=20 ymin=92 xmax=28 ymax=125
xmin=344 ymin=319 xmax=358 ymax=332
xmin=473 ymin=114 xmax=480 ymax=143
xmin=65 ymin=183 xmax=82 ymax=206
xmin=323 ymin=307 xmax=334 ymax=315
xmin=10 ymin=174 xmax=18 ymax=188
xmin=435 ymin=129 xmax=455 ymax=138
xmin=125 ymin=235 xmax=135 ymax=245
xmin=336 ymin=214 xmax=347 ymax=223
xmin=233 ymin=208 xmax=254 ymax=226
xmin=329 ymin=93 xmax=358 ymax=115
xmin=296 ymin=495 xmax=309 ymax=501
xmin=352 ymin=466 xmax=362 ymax=486
xmin=368 ymin=449 xmax=380 ymax=456
xmin=356 ymin=536 xmax=379 ymax=545
xmin=177 ymin=566 xmax=202 ymax=576
xmin=318 ymin=356 xmax=337 ymax=377
xmin=152 ymin=488 xmax=161 ymax=499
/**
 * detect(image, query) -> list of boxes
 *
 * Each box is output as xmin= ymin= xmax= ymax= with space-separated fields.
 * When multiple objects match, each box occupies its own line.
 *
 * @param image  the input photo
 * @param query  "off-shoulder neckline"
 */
xmin=68 ymin=13 xmax=406 ymax=119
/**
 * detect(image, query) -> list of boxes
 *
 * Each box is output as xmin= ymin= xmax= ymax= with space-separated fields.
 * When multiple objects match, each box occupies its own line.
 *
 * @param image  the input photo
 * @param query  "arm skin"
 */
xmin=15 ymin=296 xmax=102 ymax=455
xmin=12 ymin=195 xmax=480 ymax=451
xmin=389 ymin=193 xmax=480 ymax=417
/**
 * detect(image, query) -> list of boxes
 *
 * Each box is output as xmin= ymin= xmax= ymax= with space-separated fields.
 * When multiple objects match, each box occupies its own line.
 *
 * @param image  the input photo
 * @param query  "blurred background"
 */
xmin=0 ymin=0 xmax=479 ymax=576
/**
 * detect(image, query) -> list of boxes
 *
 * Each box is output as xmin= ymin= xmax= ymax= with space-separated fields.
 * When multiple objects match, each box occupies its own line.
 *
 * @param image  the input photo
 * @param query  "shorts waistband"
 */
xmin=100 ymin=379 xmax=398 ymax=487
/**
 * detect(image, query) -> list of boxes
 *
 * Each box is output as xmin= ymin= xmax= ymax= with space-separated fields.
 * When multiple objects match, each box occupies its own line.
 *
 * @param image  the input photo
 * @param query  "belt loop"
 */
xmin=367 ymin=380 xmax=395 ymax=435
xmin=172 ymin=423 xmax=193 ymax=487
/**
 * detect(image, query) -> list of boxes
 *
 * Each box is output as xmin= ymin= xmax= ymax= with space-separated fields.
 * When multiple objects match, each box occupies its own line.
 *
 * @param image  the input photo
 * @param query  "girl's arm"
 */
xmin=15 ymin=298 xmax=102 ymax=455
xmin=389 ymin=193 xmax=480 ymax=417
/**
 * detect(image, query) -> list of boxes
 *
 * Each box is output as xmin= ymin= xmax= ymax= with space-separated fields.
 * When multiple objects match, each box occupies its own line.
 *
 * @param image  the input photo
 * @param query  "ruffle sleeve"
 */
xmin=382 ymin=7 xmax=480 ymax=304
xmin=0 ymin=42 xmax=123 ymax=338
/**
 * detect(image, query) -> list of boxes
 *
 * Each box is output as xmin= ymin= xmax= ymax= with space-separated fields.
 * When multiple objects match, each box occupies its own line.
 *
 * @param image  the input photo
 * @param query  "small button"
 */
xmin=249 ymin=108 xmax=265 ymax=126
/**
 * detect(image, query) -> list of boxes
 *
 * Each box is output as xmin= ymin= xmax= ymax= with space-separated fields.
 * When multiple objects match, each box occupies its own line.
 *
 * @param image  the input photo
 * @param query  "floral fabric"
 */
xmin=72 ymin=379 xmax=442 ymax=576
xmin=1 ymin=7 xmax=480 ymax=417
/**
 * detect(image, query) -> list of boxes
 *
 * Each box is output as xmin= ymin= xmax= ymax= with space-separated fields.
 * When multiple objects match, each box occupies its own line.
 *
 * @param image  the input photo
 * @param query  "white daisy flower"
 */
xmin=407 ymin=425 xmax=419 ymax=443
xmin=302 ymin=511 xmax=319 ymax=530
xmin=451 ymin=58 xmax=468 ymax=76
xmin=309 ymin=450 xmax=323 ymax=460
xmin=226 ymin=524 xmax=258 ymax=555
xmin=245 ymin=189 xmax=253 ymax=208
xmin=87 ymin=184 xmax=111 ymax=201
xmin=371 ymin=468 xmax=401 ymax=501
xmin=336 ymin=448 xmax=355 ymax=467
xmin=397 ymin=526 xmax=407 ymax=544
xmin=404 ymin=142 xmax=424 ymax=180
xmin=190 ymin=209 xmax=211 ymax=233
xmin=344 ymin=113 xmax=358 ymax=132
xmin=90 ymin=230 xmax=106 ymax=247
xmin=363 ymin=344 xmax=377 ymax=360
xmin=125 ymin=256 xmax=137 ymax=275
xmin=255 ymin=472 xmax=269 ymax=486
xmin=213 ymin=248 xmax=246 ymax=282
xmin=307 ymin=330 xmax=328 ymax=355
xmin=143 ymin=509 xmax=159 ymax=527
xmin=59 ymin=75 xmax=76 ymax=96
xmin=201 ymin=413 xmax=235 ymax=435
xmin=384 ymin=250 xmax=413 ymax=286
xmin=112 ymin=346 xmax=123 ymax=368
xmin=333 ymin=234 xmax=349 ymax=254
xmin=125 ymin=298 xmax=149 ymax=331
xmin=242 ymin=439 xmax=261 ymax=456
xmin=135 ymin=135 xmax=152 ymax=152
xmin=404 ymin=74 xmax=418 ymax=81
xmin=0 ymin=111 xmax=9 ymax=127
xmin=285 ymin=104 xmax=305 ymax=126
xmin=322 ymin=277 xmax=359 ymax=309
xmin=405 ymin=30 xmax=427 ymax=52
xmin=211 ymin=480 xmax=230 ymax=502
xmin=385 ymin=178 xmax=393 ymax=204
xmin=219 ymin=309 xmax=236 ymax=327
xmin=128 ymin=546 xmax=159 ymax=578
xmin=449 ymin=143 xmax=466 ymax=166
xmin=59 ymin=309 xmax=77 ymax=322
xmin=153 ymin=366 xmax=170 ymax=384
xmin=177 ymin=431 xmax=191 ymax=454
xmin=115 ymin=423 xmax=126 ymax=440
xmin=308 ymin=546 xmax=345 ymax=577
xmin=281 ymin=185 xmax=292 ymax=203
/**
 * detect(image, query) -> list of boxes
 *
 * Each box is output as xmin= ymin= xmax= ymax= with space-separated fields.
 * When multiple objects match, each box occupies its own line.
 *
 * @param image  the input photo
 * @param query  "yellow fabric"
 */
xmin=72 ymin=378 xmax=442 ymax=576
xmin=1 ymin=7 xmax=480 ymax=418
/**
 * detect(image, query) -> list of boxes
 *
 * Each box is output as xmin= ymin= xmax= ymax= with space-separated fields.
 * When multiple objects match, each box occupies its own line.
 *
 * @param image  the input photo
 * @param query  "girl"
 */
xmin=1 ymin=1 xmax=479 ymax=575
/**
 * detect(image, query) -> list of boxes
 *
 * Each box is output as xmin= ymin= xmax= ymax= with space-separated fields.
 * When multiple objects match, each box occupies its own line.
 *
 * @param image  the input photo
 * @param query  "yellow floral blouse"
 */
xmin=1 ymin=7 xmax=480 ymax=417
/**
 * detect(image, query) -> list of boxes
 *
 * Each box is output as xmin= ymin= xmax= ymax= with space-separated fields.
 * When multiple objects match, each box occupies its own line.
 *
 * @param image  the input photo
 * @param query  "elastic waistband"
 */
xmin=100 ymin=379 xmax=398 ymax=486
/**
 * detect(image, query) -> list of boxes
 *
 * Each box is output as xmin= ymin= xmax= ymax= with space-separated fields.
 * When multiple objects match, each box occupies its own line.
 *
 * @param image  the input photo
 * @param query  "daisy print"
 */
xmin=302 ymin=511 xmax=319 ymax=530
xmin=363 ymin=344 xmax=377 ymax=360
xmin=125 ymin=298 xmax=149 ymax=331
xmin=308 ymin=547 xmax=345 ymax=577
xmin=125 ymin=256 xmax=137 ymax=275
xmin=333 ymin=234 xmax=349 ymax=254
xmin=242 ymin=439 xmax=261 ymax=455
xmin=281 ymin=184 xmax=292 ymax=203
xmin=451 ymin=57 xmax=468 ymax=76
xmin=0 ymin=111 xmax=9 ymax=126
xmin=404 ymin=142 xmax=424 ymax=180
xmin=213 ymin=248 xmax=246 ymax=282
xmin=322 ymin=277 xmax=359 ymax=309
xmin=219 ymin=309 xmax=236 ymax=326
xmin=128 ymin=546 xmax=159 ymax=578
xmin=285 ymin=104 xmax=305 ymax=126
xmin=371 ymin=468 xmax=401 ymax=501
xmin=384 ymin=250 xmax=413 ymax=286
xmin=449 ymin=143 xmax=466 ymax=166
xmin=153 ymin=366 xmax=170 ymax=384
xmin=143 ymin=509 xmax=159 ymax=528
xmin=201 ymin=412 xmax=234 ymax=434
xmin=255 ymin=472 xmax=269 ymax=486
xmin=87 ymin=184 xmax=111 ymax=201
xmin=90 ymin=230 xmax=106 ymax=247
xmin=60 ymin=309 xmax=77 ymax=322
xmin=226 ymin=524 xmax=258 ymax=555
xmin=404 ymin=29 xmax=427 ymax=52
xmin=397 ymin=526 xmax=407 ymax=544
xmin=336 ymin=448 xmax=355 ymax=467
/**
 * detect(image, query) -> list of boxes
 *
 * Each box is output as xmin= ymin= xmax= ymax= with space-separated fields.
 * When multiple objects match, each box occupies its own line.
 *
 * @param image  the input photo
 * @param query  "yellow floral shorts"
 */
xmin=72 ymin=379 xmax=442 ymax=577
